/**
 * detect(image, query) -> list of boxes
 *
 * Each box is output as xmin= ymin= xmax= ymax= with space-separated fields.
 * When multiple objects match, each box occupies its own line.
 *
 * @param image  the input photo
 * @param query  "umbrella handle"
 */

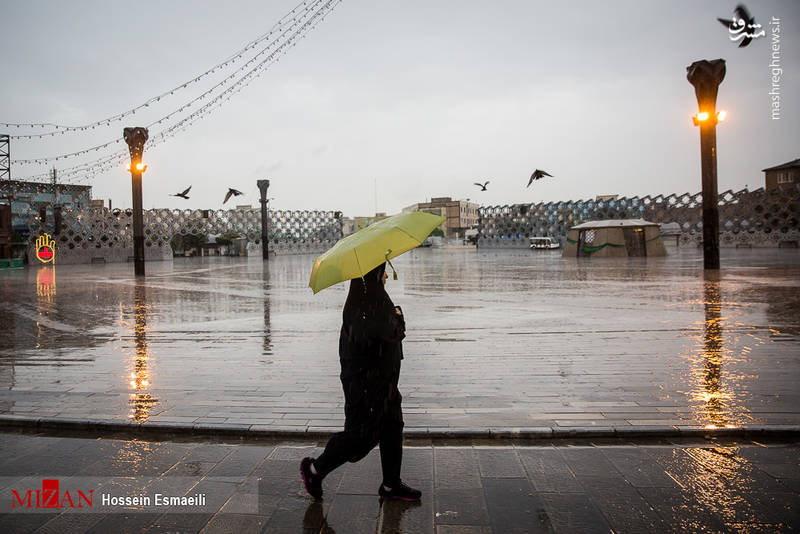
xmin=385 ymin=251 xmax=398 ymax=280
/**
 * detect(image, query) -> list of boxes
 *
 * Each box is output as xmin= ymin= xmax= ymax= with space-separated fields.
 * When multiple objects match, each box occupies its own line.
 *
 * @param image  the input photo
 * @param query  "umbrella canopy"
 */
xmin=309 ymin=211 xmax=445 ymax=294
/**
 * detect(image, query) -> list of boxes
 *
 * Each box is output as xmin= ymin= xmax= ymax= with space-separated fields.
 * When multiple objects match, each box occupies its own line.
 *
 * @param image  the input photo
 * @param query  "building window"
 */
xmin=777 ymin=172 xmax=793 ymax=184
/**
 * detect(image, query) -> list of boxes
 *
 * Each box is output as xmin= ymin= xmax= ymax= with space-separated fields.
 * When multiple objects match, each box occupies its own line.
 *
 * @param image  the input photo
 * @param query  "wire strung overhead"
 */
xmin=3 ymin=0 xmax=322 ymax=139
xmin=10 ymin=0 xmax=341 ymax=179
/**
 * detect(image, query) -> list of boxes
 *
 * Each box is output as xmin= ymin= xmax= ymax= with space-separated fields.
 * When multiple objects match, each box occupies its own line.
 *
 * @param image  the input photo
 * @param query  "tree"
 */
xmin=171 ymin=233 xmax=208 ymax=254
xmin=214 ymin=232 xmax=240 ymax=247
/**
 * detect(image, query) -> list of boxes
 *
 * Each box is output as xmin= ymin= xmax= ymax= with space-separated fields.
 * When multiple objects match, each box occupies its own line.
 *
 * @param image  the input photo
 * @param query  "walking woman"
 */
xmin=301 ymin=262 xmax=421 ymax=502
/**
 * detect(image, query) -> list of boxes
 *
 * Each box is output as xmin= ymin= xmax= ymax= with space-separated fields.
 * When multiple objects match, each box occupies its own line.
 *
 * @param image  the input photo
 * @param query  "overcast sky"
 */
xmin=2 ymin=0 xmax=798 ymax=216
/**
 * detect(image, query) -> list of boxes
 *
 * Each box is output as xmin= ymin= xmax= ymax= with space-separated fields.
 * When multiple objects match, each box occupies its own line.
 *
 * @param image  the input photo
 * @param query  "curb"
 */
xmin=2 ymin=415 xmax=800 ymax=441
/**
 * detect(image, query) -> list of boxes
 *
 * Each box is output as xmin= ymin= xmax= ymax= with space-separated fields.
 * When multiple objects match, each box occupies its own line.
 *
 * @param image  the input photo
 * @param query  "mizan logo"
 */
xmin=35 ymin=233 xmax=56 ymax=263
xmin=11 ymin=479 xmax=93 ymax=509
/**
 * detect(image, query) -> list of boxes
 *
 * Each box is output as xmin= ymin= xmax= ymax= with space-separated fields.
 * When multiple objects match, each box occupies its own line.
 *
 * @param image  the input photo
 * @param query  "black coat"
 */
xmin=337 ymin=263 xmax=405 ymax=439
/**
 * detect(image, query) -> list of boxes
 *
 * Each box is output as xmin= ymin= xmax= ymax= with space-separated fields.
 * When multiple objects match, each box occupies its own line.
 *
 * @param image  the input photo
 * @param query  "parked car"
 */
xmin=530 ymin=236 xmax=560 ymax=250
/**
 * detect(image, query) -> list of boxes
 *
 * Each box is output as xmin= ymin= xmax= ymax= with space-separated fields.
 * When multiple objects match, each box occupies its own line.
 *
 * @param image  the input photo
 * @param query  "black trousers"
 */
xmin=314 ymin=357 xmax=404 ymax=486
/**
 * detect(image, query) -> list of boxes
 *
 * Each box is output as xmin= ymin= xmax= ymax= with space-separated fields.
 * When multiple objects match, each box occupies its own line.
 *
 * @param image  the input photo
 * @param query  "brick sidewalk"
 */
xmin=0 ymin=430 xmax=798 ymax=533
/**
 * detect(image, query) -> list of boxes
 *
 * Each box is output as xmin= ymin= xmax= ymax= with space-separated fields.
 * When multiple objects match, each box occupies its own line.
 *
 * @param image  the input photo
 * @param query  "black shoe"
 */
xmin=378 ymin=480 xmax=421 ymax=502
xmin=300 ymin=457 xmax=323 ymax=500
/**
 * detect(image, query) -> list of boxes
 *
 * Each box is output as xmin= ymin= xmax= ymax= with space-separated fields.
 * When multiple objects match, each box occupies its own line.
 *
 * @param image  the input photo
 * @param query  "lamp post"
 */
xmin=257 ymin=179 xmax=270 ymax=260
xmin=124 ymin=127 xmax=149 ymax=276
xmin=687 ymin=59 xmax=726 ymax=270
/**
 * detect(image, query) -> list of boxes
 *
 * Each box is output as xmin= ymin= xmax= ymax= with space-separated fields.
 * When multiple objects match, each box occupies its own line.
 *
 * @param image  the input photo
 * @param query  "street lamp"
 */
xmin=257 ymin=179 xmax=270 ymax=260
xmin=124 ymin=127 xmax=149 ymax=276
xmin=687 ymin=59 xmax=726 ymax=270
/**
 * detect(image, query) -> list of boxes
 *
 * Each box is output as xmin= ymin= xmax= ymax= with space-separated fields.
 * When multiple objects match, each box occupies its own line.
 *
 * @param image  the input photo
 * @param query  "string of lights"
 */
xmin=2 ymin=0 xmax=321 ymax=139
xmin=11 ymin=0 xmax=338 ymax=167
xmin=15 ymin=0 xmax=341 ymax=185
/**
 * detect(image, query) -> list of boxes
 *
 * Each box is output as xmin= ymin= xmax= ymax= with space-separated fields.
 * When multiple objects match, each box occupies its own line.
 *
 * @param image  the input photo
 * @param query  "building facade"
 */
xmin=403 ymin=197 xmax=479 ymax=238
xmin=763 ymin=158 xmax=800 ymax=190
xmin=0 ymin=180 xmax=92 ymax=232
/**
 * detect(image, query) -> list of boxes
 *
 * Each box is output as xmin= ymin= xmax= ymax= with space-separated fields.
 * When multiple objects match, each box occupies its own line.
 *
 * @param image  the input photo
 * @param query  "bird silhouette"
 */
xmin=473 ymin=181 xmax=490 ymax=191
xmin=527 ymin=169 xmax=553 ymax=187
xmin=223 ymin=188 xmax=243 ymax=204
xmin=172 ymin=186 xmax=191 ymax=199
xmin=718 ymin=4 xmax=762 ymax=48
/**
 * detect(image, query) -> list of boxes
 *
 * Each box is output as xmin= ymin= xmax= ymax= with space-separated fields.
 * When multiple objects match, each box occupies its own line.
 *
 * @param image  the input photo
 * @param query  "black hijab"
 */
xmin=342 ymin=262 xmax=395 ymax=325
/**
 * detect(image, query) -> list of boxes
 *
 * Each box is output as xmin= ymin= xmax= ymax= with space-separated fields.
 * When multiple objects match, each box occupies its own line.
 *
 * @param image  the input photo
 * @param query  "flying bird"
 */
xmin=172 ymin=186 xmax=191 ymax=199
xmin=527 ymin=169 xmax=553 ymax=187
xmin=474 ymin=181 xmax=490 ymax=191
xmin=223 ymin=188 xmax=243 ymax=204
xmin=718 ymin=4 xmax=762 ymax=48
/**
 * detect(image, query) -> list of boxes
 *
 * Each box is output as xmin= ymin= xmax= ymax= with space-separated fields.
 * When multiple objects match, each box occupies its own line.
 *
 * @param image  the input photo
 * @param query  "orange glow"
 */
xmin=696 ymin=112 xmax=709 ymax=121
xmin=716 ymin=110 xmax=727 ymax=121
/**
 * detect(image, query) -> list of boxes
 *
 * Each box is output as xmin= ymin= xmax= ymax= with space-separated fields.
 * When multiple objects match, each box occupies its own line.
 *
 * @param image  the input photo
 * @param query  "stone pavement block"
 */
xmin=190 ymin=479 xmax=240 ymax=513
xmin=399 ymin=447 xmax=433 ymax=481
xmin=376 ymin=499 xmax=430 ymax=534
xmin=636 ymin=486 xmax=729 ymax=532
xmin=85 ymin=513 xmax=162 ymax=534
xmin=558 ymin=447 xmax=623 ymax=481
xmin=336 ymin=449 xmax=383 ymax=495
xmin=434 ymin=488 xmax=490 ymax=526
xmin=252 ymin=459 xmax=302 ymax=481
xmin=600 ymin=446 xmax=682 ymax=488
xmin=0 ymin=513 xmax=58 ymax=534
xmin=29 ymin=511 xmax=107 ymax=534
xmin=257 ymin=475 xmax=304 ymax=497
xmin=204 ymin=445 xmax=273 ymax=479
xmin=269 ymin=445 xmax=320 ymax=461
xmin=517 ymin=448 xmax=583 ymax=493
xmin=434 ymin=448 xmax=481 ymax=489
xmin=583 ymin=482 xmax=668 ymax=534
xmin=435 ymin=526 xmax=492 ymax=534
xmin=481 ymin=477 xmax=549 ymax=533
xmin=1 ymin=451 xmax=93 ymax=477
xmin=82 ymin=442 xmax=189 ymax=477
xmin=219 ymin=491 xmax=280 ymax=516
xmin=263 ymin=496 xmax=330 ymax=531
xmin=737 ymin=443 xmax=800 ymax=464
xmin=475 ymin=448 xmax=525 ymax=478
xmin=181 ymin=443 xmax=235 ymax=464
xmin=164 ymin=461 xmax=218 ymax=477
xmin=198 ymin=512 xmax=268 ymax=534
xmin=539 ymin=492 xmax=608 ymax=533
xmin=146 ymin=512 xmax=214 ymax=533
xmin=325 ymin=494 xmax=380 ymax=533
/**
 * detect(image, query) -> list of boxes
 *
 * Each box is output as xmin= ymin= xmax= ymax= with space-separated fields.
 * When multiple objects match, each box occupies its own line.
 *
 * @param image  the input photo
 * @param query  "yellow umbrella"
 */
xmin=309 ymin=211 xmax=445 ymax=294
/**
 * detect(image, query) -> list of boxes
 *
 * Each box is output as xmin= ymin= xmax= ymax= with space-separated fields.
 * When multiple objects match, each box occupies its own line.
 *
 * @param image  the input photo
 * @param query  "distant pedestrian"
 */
xmin=301 ymin=262 xmax=421 ymax=502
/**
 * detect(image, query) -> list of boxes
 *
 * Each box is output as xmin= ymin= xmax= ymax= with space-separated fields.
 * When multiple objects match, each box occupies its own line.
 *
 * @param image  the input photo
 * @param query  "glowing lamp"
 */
xmin=692 ymin=111 xmax=711 ymax=126
xmin=716 ymin=110 xmax=726 ymax=121
xmin=126 ymin=162 xmax=147 ymax=172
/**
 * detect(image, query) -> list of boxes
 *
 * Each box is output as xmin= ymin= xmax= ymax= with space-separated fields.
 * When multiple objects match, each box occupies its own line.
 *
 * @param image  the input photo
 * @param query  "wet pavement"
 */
xmin=0 ymin=248 xmax=799 ymax=434
xmin=0 ymin=429 xmax=798 ymax=533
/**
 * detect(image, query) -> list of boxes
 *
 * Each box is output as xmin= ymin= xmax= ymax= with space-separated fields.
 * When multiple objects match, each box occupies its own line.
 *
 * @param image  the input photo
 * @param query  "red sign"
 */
xmin=36 ymin=247 xmax=53 ymax=261
xmin=35 ymin=234 xmax=55 ymax=264
xmin=11 ymin=479 xmax=93 ymax=509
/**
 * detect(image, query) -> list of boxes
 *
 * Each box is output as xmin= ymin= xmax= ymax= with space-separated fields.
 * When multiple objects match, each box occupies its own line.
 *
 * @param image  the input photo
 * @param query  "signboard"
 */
xmin=35 ymin=233 xmax=55 ymax=263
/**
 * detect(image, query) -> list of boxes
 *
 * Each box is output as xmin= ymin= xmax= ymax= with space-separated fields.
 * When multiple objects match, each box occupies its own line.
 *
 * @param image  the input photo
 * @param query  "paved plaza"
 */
xmin=0 ymin=429 xmax=798 ymax=533
xmin=1 ymin=248 xmax=799 ymax=435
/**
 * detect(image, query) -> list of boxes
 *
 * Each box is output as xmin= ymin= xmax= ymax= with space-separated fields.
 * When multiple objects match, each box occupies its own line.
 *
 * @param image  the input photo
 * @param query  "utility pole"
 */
xmin=257 ymin=179 xmax=270 ymax=260
xmin=124 ymin=127 xmax=149 ymax=276
xmin=687 ymin=59 xmax=726 ymax=270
